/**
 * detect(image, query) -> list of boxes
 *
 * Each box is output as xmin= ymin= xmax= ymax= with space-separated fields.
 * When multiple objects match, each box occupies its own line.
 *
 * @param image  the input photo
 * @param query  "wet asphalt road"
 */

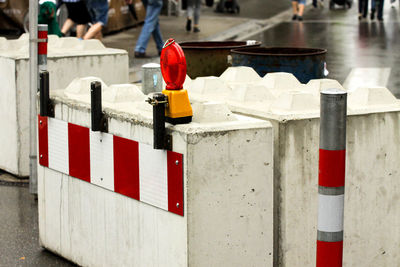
xmin=0 ymin=180 xmax=76 ymax=267
xmin=250 ymin=2 xmax=400 ymax=97
xmin=202 ymin=0 xmax=289 ymax=19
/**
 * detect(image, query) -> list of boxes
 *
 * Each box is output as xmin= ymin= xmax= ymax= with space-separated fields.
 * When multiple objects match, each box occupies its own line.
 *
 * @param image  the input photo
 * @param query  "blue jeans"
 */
xmin=135 ymin=0 xmax=164 ymax=53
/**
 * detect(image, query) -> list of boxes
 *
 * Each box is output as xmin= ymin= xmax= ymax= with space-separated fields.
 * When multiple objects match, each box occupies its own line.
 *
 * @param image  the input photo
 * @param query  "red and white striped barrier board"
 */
xmin=316 ymin=90 xmax=347 ymax=267
xmin=38 ymin=115 xmax=184 ymax=216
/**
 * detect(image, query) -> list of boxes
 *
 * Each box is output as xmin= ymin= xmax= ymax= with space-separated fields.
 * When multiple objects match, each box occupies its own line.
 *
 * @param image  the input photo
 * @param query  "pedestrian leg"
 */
xmin=135 ymin=0 xmax=163 ymax=54
xmin=377 ymin=0 xmax=384 ymax=20
xmin=371 ymin=0 xmax=376 ymax=19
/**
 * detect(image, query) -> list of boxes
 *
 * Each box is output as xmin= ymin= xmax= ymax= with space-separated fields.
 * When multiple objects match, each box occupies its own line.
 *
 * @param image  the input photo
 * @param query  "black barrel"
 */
xmin=179 ymin=41 xmax=261 ymax=79
xmin=231 ymin=47 xmax=327 ymax=83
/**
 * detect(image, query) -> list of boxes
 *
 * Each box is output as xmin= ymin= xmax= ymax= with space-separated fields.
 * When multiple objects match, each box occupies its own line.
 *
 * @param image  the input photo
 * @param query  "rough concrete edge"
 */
xmin=0 ymin=171 xmax=29 ymax=187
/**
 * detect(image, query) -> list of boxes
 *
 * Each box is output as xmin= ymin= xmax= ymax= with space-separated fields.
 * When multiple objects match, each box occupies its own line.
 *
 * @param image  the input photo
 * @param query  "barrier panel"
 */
xmin=187 ymin=67 xmax=400 ymax=266
xmin=37 ymin=77 xmax=274 ymax=267
xmin=0 ymin=34 xmax=128 ymax=176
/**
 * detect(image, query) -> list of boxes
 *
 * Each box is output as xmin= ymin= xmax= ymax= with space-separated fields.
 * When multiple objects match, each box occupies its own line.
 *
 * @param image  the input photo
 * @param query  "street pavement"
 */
xmin=248 ymin=1 xmax=400 ymax=96
xmin=0 ymin=172 xmax=77 ymax=266
xmin=101 ymin=0 xmax=291 ymax=81
xmin=1 ymin=1 xmax=400 ymax=266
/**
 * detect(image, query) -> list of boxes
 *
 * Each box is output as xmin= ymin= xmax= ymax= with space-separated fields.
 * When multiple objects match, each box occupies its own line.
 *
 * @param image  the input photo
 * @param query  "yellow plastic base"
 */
xmin=162 ymin=89 xmax=193 ymax=121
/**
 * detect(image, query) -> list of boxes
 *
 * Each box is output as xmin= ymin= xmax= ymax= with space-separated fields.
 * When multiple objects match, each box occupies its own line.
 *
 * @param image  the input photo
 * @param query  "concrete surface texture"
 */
xmin=186 ymin=68 xmax=400 ymax=266
xmin=0 ymin=35 xmax=128 ymax=177
xmin=38 ymin=77 xmax=274 ymax=267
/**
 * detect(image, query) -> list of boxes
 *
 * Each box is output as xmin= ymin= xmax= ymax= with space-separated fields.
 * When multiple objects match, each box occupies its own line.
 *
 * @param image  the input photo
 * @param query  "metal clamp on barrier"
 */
xmin=146 ymin=93 xmax=172 ymax=150
xmin=39 ymin=71 xmax=54 ymax=117
xmin=91 ymin=81 xmax=108 ymax=132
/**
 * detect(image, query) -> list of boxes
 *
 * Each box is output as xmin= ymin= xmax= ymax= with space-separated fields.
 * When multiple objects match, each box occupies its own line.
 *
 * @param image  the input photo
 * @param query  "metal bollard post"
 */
xmin=39 ymin=71 xmax=49 ymax=117
xmin=316 ymin=88 xmax=347 ymax=267
xmin=91 ymin=81 xmax=105 ymax=132
xmin=142 ymin=63 xmax=163 ymax=95
xmin=38 ymin=24 xmax=48 ymax=72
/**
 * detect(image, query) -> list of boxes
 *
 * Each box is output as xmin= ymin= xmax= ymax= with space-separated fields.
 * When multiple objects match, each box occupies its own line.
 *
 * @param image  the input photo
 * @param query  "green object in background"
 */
xmin=38 ymin=1 xmax=62 ymax=37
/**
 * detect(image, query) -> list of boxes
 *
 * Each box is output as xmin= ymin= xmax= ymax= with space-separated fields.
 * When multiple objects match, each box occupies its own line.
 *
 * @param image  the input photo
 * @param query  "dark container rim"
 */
xmin=179 ymin=41 xmax=262 ymax=50
xmin=231 ymin=47 xmax=327 ymax=57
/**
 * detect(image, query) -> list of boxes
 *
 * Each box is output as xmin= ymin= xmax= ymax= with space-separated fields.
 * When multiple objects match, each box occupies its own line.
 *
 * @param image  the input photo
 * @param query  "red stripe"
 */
xmin=316 ymin=240 xmax=343 ymax=267
xmin=113 ymin=136 xmax=140 ymax=200
xmin=38 ymin=30 xmax=47 ymax=55
xmin=38 ymin=115 xmax=48 ymax=167
xmin=167 ymin=151 xmax=184 ymax=216
xmin=68 ymin=123 xmax=90 ymax=182
xmin=319 ymin=149 xmax=345 ymax=187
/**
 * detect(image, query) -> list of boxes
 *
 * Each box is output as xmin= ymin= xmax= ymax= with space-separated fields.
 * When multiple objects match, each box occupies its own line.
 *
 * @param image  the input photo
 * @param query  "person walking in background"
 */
xmin=60 ymin=0 xmax=91 ymax=38
xmin=292 ymin=0 xmax=305 ymax=21
xmin=83 ymin=0 xmax=109 ymax=40
xmin=370 ymin=0 xmax=376 ymax=19
xmin=358 ymin=0 xmax=369 ymax=20
xmin=312 ymin=0 xmax=324 ymax=8
xmin=186 ymin=0 xmax=201 ymax=33
xmin=38 ymin=0 xmax=62 ymax=36
xmin=375 ymin=0 xmax=385 ymax=20
xmin=128 ymin=0 xmax=164 ymax=58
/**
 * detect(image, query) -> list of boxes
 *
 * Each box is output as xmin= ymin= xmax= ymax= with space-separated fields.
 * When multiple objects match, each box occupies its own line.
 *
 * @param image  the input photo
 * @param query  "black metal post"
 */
xmin=153 ymin=93 xmax=167 ymax=149
xmin=39 ymin=71 xmax=49 ymax=117
xmin=91 ymin=81 xmax=103 ymax=132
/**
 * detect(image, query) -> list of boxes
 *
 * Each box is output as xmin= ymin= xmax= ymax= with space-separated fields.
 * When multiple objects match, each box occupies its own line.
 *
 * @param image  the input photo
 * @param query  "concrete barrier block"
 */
xmin=64 ymin=77 xmax=107 ymax=95
xmin=183 ymin=74 xmax=192 ymax=89
xmin=220 ymin=66 xmax=261 ymax=84
xmin=229 ymin=83 xmax=276 ymax=103
xmin=104 ymin=84 xmax=145 ymax=104
xmin=49 ymin=37 xmax=80 ymax=51
xmin=0 ymin=37 xmax=6 ymax=48
xmin=348 ymin=86 xmax=399 ymax=109
xmin=260 ymin=72 xmax=302 ymax=95
xmin=78 ymin=39 xmax=106 ymax=51
xmin=182 ymin=74 xmax=400 ymax=266
xmin=191 ymin=102 xmax=236 ymax=123
xmin=305 ymin=78 xmax=345 ymax=96
xmin=270 ymin=91 xmax=319 ymax=113
xmin=191 ymin=76 xmax=231 ymax=95
xmin=38 ymin=80 xmax=274 ymax=267
xmin=0 ymin=36 xmax=129 ymax=176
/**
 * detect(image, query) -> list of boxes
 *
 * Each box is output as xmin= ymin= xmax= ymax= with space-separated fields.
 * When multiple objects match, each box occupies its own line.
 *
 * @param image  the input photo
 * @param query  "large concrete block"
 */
xmin=187 ymin=67 xmax=400 ymax=266
xmin=0 ymin=34 xmax=128 ymax=176
xmin=37 ymin=77 xmax=274 ymax=267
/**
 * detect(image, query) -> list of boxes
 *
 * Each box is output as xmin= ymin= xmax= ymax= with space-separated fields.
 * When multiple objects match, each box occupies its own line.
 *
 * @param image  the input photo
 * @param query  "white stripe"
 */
xmin=48 ymin=118 xmax=69 ymax=174
xmin=317 ymin=194 xmax=344 ymax=232
xmin=139 ymin=143 xmax=168 ymax=210
xmin=90 ymin=131 xmax=114 ymax=191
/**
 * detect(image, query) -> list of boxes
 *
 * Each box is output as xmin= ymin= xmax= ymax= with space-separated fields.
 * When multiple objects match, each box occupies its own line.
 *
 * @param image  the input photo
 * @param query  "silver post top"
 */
xmin=38 ymin=24 xmax=48 ymax=31
xmin=321 ymin=88 xmax=347 ymax=96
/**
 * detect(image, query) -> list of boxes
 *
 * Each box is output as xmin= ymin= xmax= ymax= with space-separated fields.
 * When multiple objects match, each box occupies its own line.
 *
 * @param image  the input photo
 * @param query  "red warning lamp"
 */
xmin=160 ymin=39 xmax=187 ymax=90
xmin=160 ymin=39 xmax=193 ymax=125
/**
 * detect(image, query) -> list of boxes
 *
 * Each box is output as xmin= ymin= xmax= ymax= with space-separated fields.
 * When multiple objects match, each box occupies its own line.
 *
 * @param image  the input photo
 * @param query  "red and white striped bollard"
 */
xmin=317 ymin=88 xmax=347 ymax=267
xmin=38 ymin=24 xmax=48 ymax=72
